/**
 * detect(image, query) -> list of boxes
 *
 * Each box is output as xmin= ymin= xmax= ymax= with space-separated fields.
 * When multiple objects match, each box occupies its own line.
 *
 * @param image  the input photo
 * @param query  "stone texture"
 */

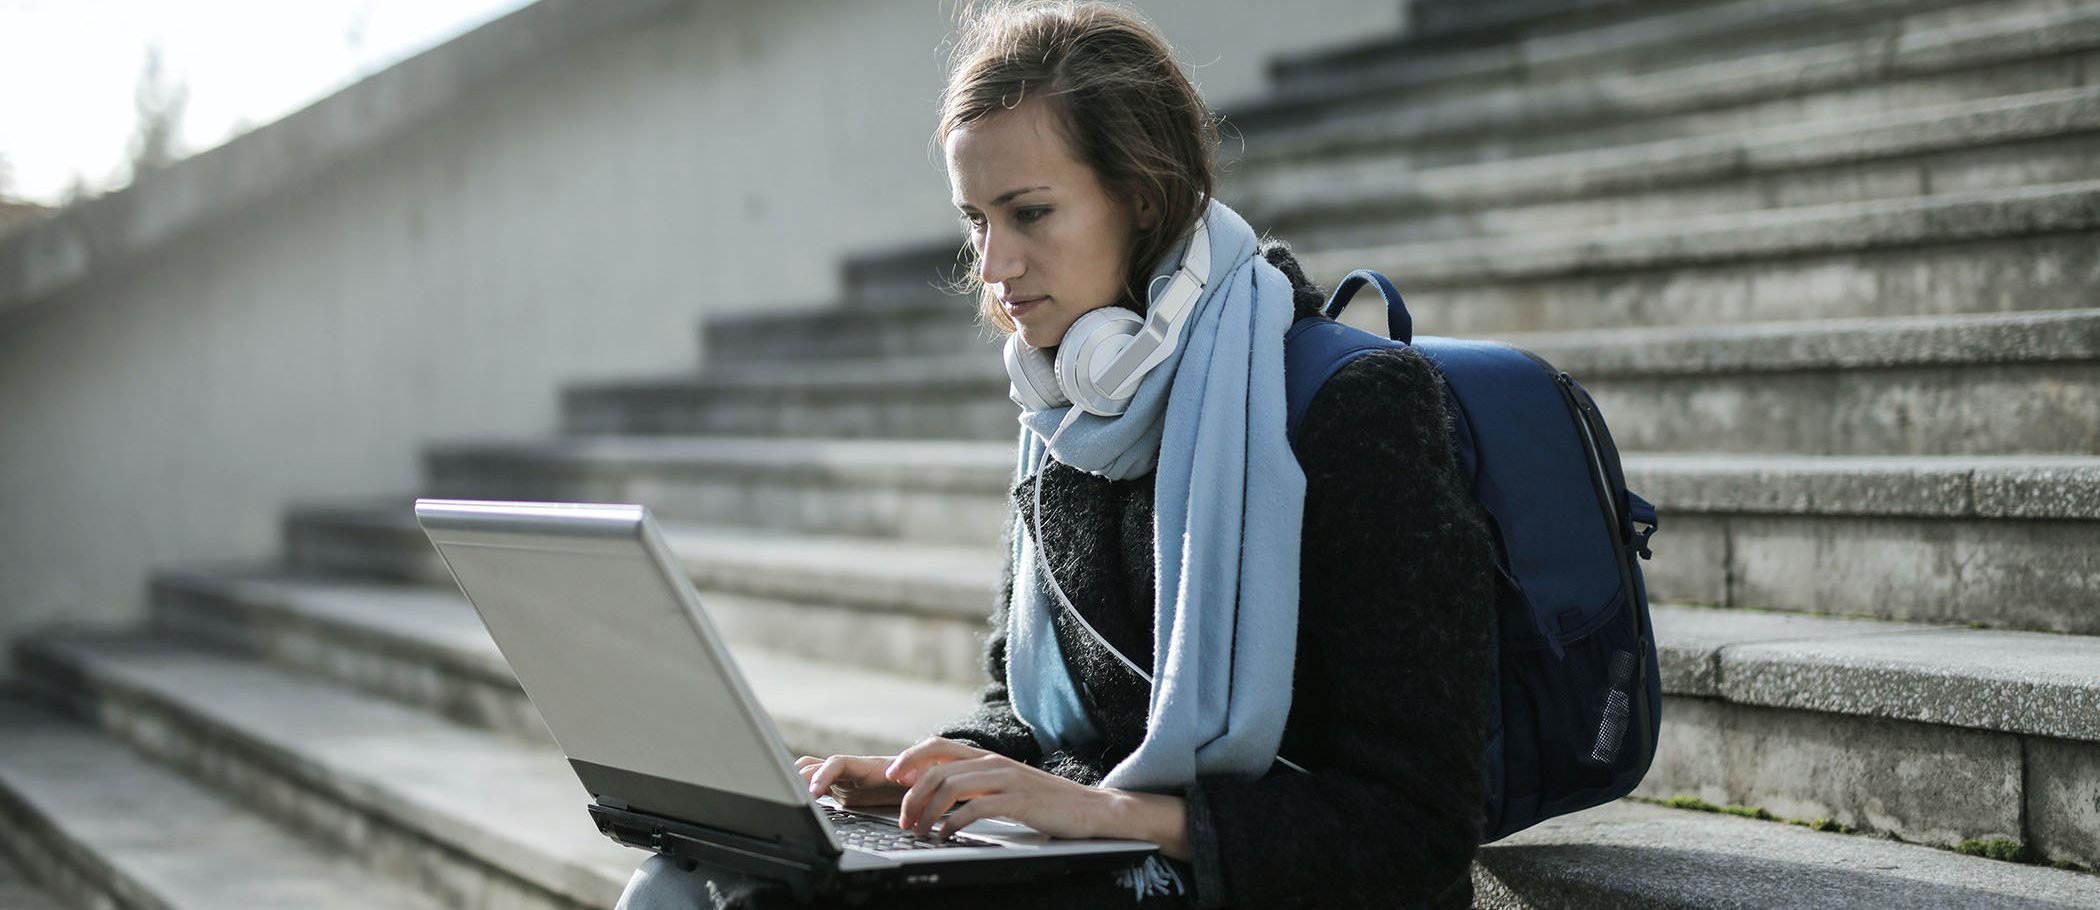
xmin=1251 ymin=88 xmax=2100 ymax=247
xmin=1721 ymin=629 xmax=2100 ymax=742
xmin=18 ymin=633 xmax=641 ymax=910
xmin=1649 ymin=604 xmax=1923 ymax=699
xmin=1397 ymin=233 xmax=2100 ymax=334
xmin=2029 ymin=736 xmax=2100 ymax=868
xmin=0 ymin=696 xmax=450 ymax=910
xmin=1636 ymin=697 xmax=2024 ymax=846
xmin=1646 ymin=513 xmax=2100 ymax=633
xmin=145 ymin=568 xmax=977 ymax=751
xmin=659 ymin=524 xmax=1000 ymax=620
xmin=1261 ymin=1 xmax=2099 ymax=168
xmin=1301 ymin=179 xmax=2100 ymax=289
xmin=1475 ymin=800 xmax=2100 ymax=909
xmin=705 ymin=591 xmax=987 ymax=688
xmin=1628 ymin=454 xmax=2100 ymax=520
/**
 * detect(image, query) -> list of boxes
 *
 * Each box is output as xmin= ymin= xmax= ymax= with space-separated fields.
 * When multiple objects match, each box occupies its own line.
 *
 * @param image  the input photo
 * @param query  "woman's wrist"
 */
xmin=1099 ymin=788 xmax=1190 ymax=861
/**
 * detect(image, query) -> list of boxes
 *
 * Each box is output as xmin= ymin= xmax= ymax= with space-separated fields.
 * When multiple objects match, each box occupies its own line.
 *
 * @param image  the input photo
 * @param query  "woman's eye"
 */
xmin=1016 ymin=207 xmax=1049 ymax=224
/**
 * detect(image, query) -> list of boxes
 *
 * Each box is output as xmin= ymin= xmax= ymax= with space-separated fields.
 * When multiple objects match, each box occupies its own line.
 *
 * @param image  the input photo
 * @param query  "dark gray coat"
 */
xmin=938 ymin=242 xmax=1499 ymax=910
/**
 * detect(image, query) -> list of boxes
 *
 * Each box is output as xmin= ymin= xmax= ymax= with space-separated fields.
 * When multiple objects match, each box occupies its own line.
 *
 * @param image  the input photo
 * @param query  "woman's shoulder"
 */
xmin=1256 ymin=234 xmax=1454 ymax=454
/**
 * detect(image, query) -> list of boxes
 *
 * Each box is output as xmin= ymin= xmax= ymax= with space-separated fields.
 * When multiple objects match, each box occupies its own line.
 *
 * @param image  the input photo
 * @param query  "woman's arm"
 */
xmin=1182 ymin=347 xmax=1499 ymax=909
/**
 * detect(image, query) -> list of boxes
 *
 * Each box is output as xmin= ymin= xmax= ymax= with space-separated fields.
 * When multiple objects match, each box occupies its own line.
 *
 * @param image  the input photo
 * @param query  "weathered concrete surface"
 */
xmin=1636 ymin=697 xmax=2024 ymax=847
xmin=145 ymin=565 xmax=978 ymax=749
xmin=1475 ymin=800 xmax=2100 ymax=909
xmin=2029 ymin=736 xmax=2100 ymax=868
xmin=15 ymin=632 xmax=658 ymax=910
xmin=1390 ymin=234 xmax=2100 ymax=334
xmin=1720 ymin=628 xmax=2100 ymax=742
xmin=1646 ymin=513 xmax=2100 ymax=633
xmin=1243 ymin=85 xmax=2100 ymax=227
xmin=1649 ymin=605 xmax=1927 ymax=699
xmin=0 ymin=696 xmax=449 ymax=910
xmin=424 ymin=437 xmax=1016 ymax=546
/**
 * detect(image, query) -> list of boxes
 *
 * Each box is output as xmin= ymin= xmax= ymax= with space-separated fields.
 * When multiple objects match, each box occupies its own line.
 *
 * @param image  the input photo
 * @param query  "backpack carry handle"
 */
xmin=1323 ymin=269 xmax=1413 ymax=344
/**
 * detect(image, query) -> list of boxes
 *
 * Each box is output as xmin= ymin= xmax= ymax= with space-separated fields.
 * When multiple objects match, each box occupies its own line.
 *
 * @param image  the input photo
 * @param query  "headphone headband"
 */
xmin=1004 ymin=215 xmax=1213 ymax=417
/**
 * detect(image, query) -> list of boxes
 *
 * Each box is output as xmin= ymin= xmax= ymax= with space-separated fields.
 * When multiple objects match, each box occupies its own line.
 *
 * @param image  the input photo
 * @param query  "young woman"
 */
xmin=618 ymin=3 xmax=1496 ymax=908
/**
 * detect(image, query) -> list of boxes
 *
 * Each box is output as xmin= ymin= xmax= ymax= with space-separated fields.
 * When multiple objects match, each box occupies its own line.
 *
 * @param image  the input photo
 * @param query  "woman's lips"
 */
xmin=1004 ymin=296 xmax=1045 ymax=318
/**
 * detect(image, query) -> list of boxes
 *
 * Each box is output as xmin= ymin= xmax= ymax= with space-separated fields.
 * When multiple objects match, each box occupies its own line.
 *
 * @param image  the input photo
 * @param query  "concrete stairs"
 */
xmin=4 ymin=0 xmax=2098 ymax=907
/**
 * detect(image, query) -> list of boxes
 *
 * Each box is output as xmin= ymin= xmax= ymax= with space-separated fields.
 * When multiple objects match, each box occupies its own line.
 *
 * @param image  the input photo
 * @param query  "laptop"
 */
xmin=412 ymin=499 xmax=1158 ymax=900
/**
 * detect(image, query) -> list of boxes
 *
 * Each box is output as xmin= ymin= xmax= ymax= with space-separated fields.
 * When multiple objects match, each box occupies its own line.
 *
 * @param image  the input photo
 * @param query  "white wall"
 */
xmin=0 ymin=0 xmax=1402 ymax=672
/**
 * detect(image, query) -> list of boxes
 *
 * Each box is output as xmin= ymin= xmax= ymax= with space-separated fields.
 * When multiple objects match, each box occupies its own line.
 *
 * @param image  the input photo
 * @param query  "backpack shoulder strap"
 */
xmin=1283 ymin=315 xmax=1405 ymax=444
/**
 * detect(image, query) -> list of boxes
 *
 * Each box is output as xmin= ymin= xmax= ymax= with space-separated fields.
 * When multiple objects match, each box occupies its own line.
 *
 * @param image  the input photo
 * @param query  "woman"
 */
xmin=619 ymin=3 xmax=1496 ymax=908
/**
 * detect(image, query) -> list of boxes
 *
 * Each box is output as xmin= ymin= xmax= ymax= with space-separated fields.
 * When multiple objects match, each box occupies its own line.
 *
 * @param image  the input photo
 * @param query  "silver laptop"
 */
xmin=412 ymin=499 xmax=1157 ymax=899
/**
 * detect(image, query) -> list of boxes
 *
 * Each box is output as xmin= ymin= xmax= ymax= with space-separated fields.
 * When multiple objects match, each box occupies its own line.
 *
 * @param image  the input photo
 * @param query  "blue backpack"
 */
xmin=1282 ymin=269 xmax=1662 ymax=843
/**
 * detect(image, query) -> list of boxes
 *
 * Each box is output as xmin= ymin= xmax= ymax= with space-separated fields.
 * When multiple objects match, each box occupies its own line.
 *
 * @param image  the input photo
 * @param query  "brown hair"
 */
xmin=939 ymin=1 xmax=1219 ymax=336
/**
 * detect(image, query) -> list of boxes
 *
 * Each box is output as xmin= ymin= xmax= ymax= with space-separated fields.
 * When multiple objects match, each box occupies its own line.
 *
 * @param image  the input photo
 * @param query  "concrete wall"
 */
xmin=0 ymin=0 xmax=1404 ymax=673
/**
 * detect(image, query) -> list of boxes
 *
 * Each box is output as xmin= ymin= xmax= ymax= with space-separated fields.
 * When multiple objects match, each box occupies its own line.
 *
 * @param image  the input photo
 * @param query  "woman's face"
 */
xmin=945 ymin=99 xmax=1150 ymax=350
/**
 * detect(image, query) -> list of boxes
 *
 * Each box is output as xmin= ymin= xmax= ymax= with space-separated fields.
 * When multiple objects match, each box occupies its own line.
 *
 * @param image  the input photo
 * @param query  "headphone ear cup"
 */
xmin=1056 ymin=307 xmax=1146 ymax=416
xmin=1003 ymin=333 xmax=1068 ymax=411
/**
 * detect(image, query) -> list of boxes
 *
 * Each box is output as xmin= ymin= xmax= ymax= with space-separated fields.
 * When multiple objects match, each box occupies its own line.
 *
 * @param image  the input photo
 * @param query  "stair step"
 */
xmin=284 ymin=503 xmax=1005 ymax=621
xmin=699 ymin=296 xmax=994 ymax=368
xmin=563 ymin=309 xmax=2100 ymax=455
xmin=421 ymin=436 xmax=1013 ymax=542
xmin=1292 ymin=178 xmax=2100 ymax=332
xmin=0 ymin=695 xmax=448 ymax=910
xmin=1266 ymin=0 xmax=1967 ymax=105
xmin=1646 ymin=605 xmax=2100 ymax=861
xmin=16 ymin=632 xmax=974 ymax=910
xmin=393 ymin=438 xmax=2100 ymax=631
xmin=1476 ymin=799 xmax=2100 ymax=908
xmin=1636 ymin=453 xmax=2100 ymax=632
xmin=1512 ymin=309 xmax=2100 ymax=456
xmin=1242 ymin=0 xmax=2100 ymax=168
xmin=141 ymin=554 xmax=2100 ymax=869
xmin=1245 ymin=86 xmax=2100 ymax=250
xmin=839 ymin=243 xmax=971 ymax=311
xmin=146 ymin=570 xmax=982 ymax=748
xmin=16 ymin=632 xmax=637 ymax=910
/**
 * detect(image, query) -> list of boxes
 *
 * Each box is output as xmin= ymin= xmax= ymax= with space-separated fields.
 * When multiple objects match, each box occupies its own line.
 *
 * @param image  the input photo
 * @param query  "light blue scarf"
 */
xmin=1006 ymin=198 xmax=1306 ymax=796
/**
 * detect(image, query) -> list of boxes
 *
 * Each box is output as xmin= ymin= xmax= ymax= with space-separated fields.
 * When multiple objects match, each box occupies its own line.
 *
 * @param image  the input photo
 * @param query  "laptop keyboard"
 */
xmin=822 ymin=806 xmax=997 ymax=851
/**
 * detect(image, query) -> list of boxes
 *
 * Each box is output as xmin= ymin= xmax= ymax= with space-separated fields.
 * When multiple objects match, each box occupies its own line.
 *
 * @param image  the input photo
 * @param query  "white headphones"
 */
xmin=1002 ymin=217 xmax=1211 ymax=417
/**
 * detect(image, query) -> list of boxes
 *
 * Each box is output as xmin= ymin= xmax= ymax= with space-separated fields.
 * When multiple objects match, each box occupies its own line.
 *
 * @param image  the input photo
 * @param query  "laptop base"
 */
xmin=591 ymin=802 xmax=1143 ymax=901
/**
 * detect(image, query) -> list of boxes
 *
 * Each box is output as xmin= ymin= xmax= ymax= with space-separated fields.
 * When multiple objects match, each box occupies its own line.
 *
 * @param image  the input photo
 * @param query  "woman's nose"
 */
xmin=978 ymin=229 xmax=1022 ymax=285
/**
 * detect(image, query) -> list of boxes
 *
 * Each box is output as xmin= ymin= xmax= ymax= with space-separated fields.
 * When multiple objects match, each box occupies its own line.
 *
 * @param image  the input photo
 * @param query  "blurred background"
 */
xmin=0 ymin=0 xmax=2096 ymax=907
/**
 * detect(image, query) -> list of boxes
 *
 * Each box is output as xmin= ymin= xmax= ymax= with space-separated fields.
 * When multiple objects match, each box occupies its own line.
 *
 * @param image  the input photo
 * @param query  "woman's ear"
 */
xmin=1133 ymin=196 xmax=1159 ymax=232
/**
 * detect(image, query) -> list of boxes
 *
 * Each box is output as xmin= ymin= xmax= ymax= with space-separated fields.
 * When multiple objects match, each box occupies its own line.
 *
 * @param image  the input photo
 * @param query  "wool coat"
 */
xmin=931 ymin=241 xmax=1500 ymax=910
xmin=613 ymin=242 xmax=1499 ymax=910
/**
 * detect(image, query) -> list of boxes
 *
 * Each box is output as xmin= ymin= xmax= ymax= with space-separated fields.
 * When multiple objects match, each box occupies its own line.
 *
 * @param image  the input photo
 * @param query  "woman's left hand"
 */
xmin=881 ymin=735 xmax=1117 ymax=832
xmin=886 ymin=737 xmax=1111 ymax=840
xmin=885 ymin=737 xmax=1192 ymax=859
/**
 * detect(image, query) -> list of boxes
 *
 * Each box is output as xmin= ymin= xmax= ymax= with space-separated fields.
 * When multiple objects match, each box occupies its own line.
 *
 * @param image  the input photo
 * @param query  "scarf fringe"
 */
xmin=1115 ymin=854 xmax=1187 ymax=902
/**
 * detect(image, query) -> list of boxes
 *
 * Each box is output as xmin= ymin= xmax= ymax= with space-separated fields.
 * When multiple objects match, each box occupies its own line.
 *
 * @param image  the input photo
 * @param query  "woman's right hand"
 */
xmin=795 ymin=754 xmax=908 ymax=807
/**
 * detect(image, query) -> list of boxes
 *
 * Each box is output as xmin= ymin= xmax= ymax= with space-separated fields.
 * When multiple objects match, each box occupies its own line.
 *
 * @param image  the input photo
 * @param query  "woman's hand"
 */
xmin=795 ymin=754 xmax=908 ymax=808
xmin=801 ymin=738 xmax=1191 ymax=859
xmin=886 ymin=737 xmax=1111 ymax=840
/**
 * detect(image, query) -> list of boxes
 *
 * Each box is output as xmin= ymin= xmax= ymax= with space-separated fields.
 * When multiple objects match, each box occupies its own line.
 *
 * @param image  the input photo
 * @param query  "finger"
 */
xmin=808 ymin=755 xmax=858 ymax=795
xmin=904 ymin=767 xmax=1007 ymax=838
xmin=936 ymin=793 xmax=1014 ymax=839
xmin=886 ymin=737 xmax=987 ymax=787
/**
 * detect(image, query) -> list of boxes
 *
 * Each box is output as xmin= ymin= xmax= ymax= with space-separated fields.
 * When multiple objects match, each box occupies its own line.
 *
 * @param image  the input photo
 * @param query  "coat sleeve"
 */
xmin=1183 ymin=347 xmax=1498 ymax=909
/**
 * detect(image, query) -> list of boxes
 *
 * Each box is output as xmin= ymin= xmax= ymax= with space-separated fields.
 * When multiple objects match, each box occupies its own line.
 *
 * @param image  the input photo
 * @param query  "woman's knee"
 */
xmin=615 ymin=854 xmax=727 ymax=910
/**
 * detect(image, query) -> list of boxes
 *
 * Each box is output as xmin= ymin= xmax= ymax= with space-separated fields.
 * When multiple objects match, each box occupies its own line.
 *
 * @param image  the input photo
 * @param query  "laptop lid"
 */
xmin=412 ymin=498 xmax=841 ymax=855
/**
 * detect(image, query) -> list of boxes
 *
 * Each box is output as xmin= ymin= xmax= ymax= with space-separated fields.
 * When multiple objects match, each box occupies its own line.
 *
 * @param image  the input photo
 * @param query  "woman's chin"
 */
xmin=1015 ymin=324 xmax=1067 ymax=351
